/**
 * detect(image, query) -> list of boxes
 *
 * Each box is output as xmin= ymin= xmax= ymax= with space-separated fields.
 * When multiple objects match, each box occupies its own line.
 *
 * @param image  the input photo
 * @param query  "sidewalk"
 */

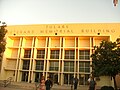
xmin=52 ymin=85 xmax=89 ymax=90
xmin=0 ymin=84 xmax=100 ymax=90
xmin=0 ymin=80 xmax=101 ymax=90
xmin=0 ymin=85 xmax=89 ymax=90
xmin=0 ymin=87 xmax=26 ymax=90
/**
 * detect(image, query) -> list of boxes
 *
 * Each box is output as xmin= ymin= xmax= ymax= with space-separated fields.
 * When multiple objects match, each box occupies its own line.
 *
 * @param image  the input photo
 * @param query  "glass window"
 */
xmin=65 ymin=50 xmax=75 ymax=59
xmin=49 ymin=61 xmax=59 ymax=71
xmin=79 ymin=61 xmax=90 ymax=73
xmin=22 ymin=60 xmax=30 ymax=70
xmin=37 ymin=50 xmax=45 ymax=59
xmin=64 ymin=61 xmax=74 ymax=72
xmin=79 ymin=50 xmax=90 ymax=60
xmin=24 ymin=50 xmax=31 ymax=58
xmin=50 ymin=50 xmax=59 ymax=59
xmin=36 ymin=60 xmax=44 ymax=70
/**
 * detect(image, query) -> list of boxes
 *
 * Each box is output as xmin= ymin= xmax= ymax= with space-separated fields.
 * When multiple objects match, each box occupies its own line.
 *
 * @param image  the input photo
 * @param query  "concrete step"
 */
xmin=8 ymin=82 xmax=36 ymax=90
xmin=0 ymin=81 xmax=37 ymax=90
xmin=0 ymin=80 xmax=4 ymax=87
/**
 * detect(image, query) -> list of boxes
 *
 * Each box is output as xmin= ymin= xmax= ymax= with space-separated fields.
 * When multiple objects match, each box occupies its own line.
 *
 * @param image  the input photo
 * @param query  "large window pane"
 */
xmin=65 ymin=50 xmax=75 ymax=59
xmin=49 ymin=61 xmax=59 ymax=71
xmin=50 ymin=50 xmax=59 ymax=59
xmin=79 ymin=61 xmax=90 ymax=73
xmin=64 ymin=61 xmax=74 ymax=72
xmin=22 ymin=60 xmax=30 ymax=70
xmin=36 ymin=60 xmax=44 ymax=70
xmin=24 ymin=50 xmax=31 ymax=58
xmin=79 ymin=50 xmax=90 ymax=60
xmin=37 ymin=50 xmax=45 ymax=59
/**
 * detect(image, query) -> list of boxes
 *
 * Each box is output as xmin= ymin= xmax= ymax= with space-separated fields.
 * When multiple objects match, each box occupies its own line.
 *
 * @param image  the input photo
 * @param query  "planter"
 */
xmin=96 ymin=76 xmax=113 ymax=87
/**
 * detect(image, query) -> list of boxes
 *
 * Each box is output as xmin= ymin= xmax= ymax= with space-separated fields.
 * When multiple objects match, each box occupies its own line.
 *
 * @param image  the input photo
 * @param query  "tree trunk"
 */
xmin=113 ymin=76 xmax=117 ymax=90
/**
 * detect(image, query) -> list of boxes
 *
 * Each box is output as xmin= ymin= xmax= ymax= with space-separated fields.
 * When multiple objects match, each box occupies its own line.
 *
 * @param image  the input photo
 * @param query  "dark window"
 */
xmin=49 ymin=61 xmax=59 ymax=71
xmin=64 ymin=61 xmax=74 ymax=72
xmin=36 ymin=60 xmax=44 ymax=70
xmin=50 ymin=50 xmax=59 ymax=59
xmin=22 ymin=60 xmax=30 ymax=70
xmin=79 ymin=50 xmax=90 ymax=60
xmin=79 ymin=61 xmax=90 ymax=72
xmin=24 ymin=50 xmax=31 ymax=58
xmin=65 ymin=50 xmax=75 ymax=59
xmin=37 ymin=50 xmax=45 ymax=59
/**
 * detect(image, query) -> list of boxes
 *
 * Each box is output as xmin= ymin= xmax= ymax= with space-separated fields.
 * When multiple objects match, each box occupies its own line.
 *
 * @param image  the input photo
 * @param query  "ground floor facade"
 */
xmin=0 ymin=23 xmax=120 ymax=86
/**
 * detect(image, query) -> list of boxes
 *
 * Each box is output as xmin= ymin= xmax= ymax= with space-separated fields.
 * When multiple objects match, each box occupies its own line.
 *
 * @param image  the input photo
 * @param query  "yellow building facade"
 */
xmin=0 ymin=23 xmax=120 ymax=86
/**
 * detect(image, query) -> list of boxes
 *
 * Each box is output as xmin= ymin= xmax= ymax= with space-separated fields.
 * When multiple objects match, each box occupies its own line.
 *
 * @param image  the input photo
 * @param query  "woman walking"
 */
xmin=40 ymin=76 xmax=45 ymax=90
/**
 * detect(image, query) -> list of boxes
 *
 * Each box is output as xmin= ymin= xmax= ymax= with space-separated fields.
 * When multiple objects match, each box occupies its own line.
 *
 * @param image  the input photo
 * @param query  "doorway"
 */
xmin=35 ymin=72 xmax=43 ymax=82
xmin=64 ymin=74 xmax=74 ymax=85
xmin=21 ymin=71 xmax=29 ymax=82
xmin=79 ymin=74 xmax=89 ymax=85
xmin=49 ymin=73 xmax=58 ymax=84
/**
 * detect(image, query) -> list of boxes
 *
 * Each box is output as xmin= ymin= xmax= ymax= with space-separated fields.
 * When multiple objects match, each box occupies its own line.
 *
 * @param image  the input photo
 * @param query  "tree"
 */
xmin=0 ymin=21 xmax=7 ymax=60
xmin=91 ymin=40 xmax=120 ymax=90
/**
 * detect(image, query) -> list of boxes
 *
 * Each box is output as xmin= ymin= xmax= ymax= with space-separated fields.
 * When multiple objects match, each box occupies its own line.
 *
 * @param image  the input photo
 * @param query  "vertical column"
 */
xmin=61 ymin=37 xmax=65 ymax=85
xmin=58 ymin=37 xmax=62 ymax=84
xmin=15 ymin=37 xmax=22 ymax=82
xmin=78 ymin=37 xmax=80 ymax=76
xmin=90 ymin=37 xmax=94 ymax=74
xmin=17 ymin=37 xmax=23 ymax=82
xmin=74 ymin=37 xmax=76 ymax=74
xmin=44 ymin=37 xmax=48 ymax=78
xmin=30 ymin=37 xmax=35 ymax=82
xmin=46 ymin=37 xmax=50 ymax=79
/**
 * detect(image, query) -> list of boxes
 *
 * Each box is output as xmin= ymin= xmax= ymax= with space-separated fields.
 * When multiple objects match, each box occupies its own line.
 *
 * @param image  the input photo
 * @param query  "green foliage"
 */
xmin=91 ymin=40 xmax=120 ymax=77
xmin=0 ymin=26 xmax=7 ymax=59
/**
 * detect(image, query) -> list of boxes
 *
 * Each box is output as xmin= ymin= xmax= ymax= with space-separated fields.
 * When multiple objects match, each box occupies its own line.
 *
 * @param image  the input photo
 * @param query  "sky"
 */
xmin=0 ymin=0 xmax=120 ymax=25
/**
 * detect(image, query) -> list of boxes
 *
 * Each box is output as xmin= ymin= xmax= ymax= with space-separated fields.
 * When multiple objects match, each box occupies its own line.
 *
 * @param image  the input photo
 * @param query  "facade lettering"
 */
xmin=80 ymin=29 xmax=115 ymax=33
xmin=8 ymin=28 xmax=115 ymax=35
xmin=46 ymin=25 xmax=68 ymax=29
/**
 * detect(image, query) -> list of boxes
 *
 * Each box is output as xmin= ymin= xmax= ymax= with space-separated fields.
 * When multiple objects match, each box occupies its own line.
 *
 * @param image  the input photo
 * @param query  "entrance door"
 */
xmin=64 ymin=74 xmax=74 ymax=85
xmin=49 ymin=73 xmax=58 ymax=84
xmin=21 ymin=71 xmax=29 ymax=82
xmin=79 ymin=74 xmax=89 ymax=85
xmin=35 ymin=72 xmax=43 ymax=82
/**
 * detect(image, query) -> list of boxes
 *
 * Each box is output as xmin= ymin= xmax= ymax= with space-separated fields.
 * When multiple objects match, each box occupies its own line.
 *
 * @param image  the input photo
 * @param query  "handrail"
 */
xmin=3 ymin=77 xmax=12 ymax=87
xmin=35 ymin=82 xmax=39 ymax=90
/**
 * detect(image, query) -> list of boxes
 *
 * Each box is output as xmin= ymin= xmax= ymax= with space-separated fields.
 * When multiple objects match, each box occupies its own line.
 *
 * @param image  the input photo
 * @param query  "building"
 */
xmin=0 ymin=23 xmax=120 ymax=86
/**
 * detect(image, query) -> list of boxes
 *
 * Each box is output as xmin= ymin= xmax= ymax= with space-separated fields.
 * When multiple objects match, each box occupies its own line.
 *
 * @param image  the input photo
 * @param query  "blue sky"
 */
xmin=0 ymin=0 xmax=120 ymax=25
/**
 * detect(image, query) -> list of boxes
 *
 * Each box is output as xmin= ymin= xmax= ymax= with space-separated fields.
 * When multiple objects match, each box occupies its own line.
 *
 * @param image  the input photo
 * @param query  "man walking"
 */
xmin=45 ymin=77 xmax=53 ymax=90
xmin=73 ymin=75 xmax=78 ymax=90
xmin=88 ymin=76 xmax=96 ymax=90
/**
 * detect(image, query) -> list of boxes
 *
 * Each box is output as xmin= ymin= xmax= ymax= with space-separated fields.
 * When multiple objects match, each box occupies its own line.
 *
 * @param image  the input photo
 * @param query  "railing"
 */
xmin=3 ymin=77 xmax=12 ymax=87
xmin=35 ymin=82 xmax=39 ymax=90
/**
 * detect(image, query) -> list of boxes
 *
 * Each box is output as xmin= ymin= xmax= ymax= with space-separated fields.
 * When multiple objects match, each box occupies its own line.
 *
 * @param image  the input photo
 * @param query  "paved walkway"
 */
xmin=0 ymin=85 xmax=100 ymax=90
xmin=0 ymin=87 xmax=26 ymax=90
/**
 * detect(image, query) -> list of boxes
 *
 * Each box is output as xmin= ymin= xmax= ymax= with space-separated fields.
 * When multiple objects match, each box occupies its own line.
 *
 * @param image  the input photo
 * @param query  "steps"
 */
xmin=0 ymin=81 xmax=39 ymax=90
xmin=0 ymin=80 xmax=5 ymax=87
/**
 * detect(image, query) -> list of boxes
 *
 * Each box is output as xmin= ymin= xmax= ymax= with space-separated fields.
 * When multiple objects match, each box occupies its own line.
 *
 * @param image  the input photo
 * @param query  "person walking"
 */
xmin=73 ymin=75 xmax=79 ymax=90
xmin=45 ymin=76 xmax=53 ymax=90
xmin=39 ymin=76 xmax=45 ymax=90
xmin=88 ymin=76 xmax=96 ymax=90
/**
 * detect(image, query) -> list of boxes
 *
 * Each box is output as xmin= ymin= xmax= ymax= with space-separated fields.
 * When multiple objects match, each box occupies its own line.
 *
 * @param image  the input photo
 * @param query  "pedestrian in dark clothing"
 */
xmin=88 ymin=76 xmax=96 ymax=90
xmin=45 ymin=77 xmax=53 ymax=90
xmin=73 ymin=75 xmax=79 ymax=90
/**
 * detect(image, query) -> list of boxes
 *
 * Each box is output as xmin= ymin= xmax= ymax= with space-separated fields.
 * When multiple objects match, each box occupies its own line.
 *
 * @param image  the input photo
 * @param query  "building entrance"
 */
xmin=79 ymin=74 xmax=89 ymax=85
xmin=49 ymin=73 xmax=58 ymax=84
xmin=21 ymin=71 xmax=29 ymax=82
xmin=35 ymin=72 xmax=43 ymax=82
xmin=64 ymin=74 xmax=74 ymax=85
